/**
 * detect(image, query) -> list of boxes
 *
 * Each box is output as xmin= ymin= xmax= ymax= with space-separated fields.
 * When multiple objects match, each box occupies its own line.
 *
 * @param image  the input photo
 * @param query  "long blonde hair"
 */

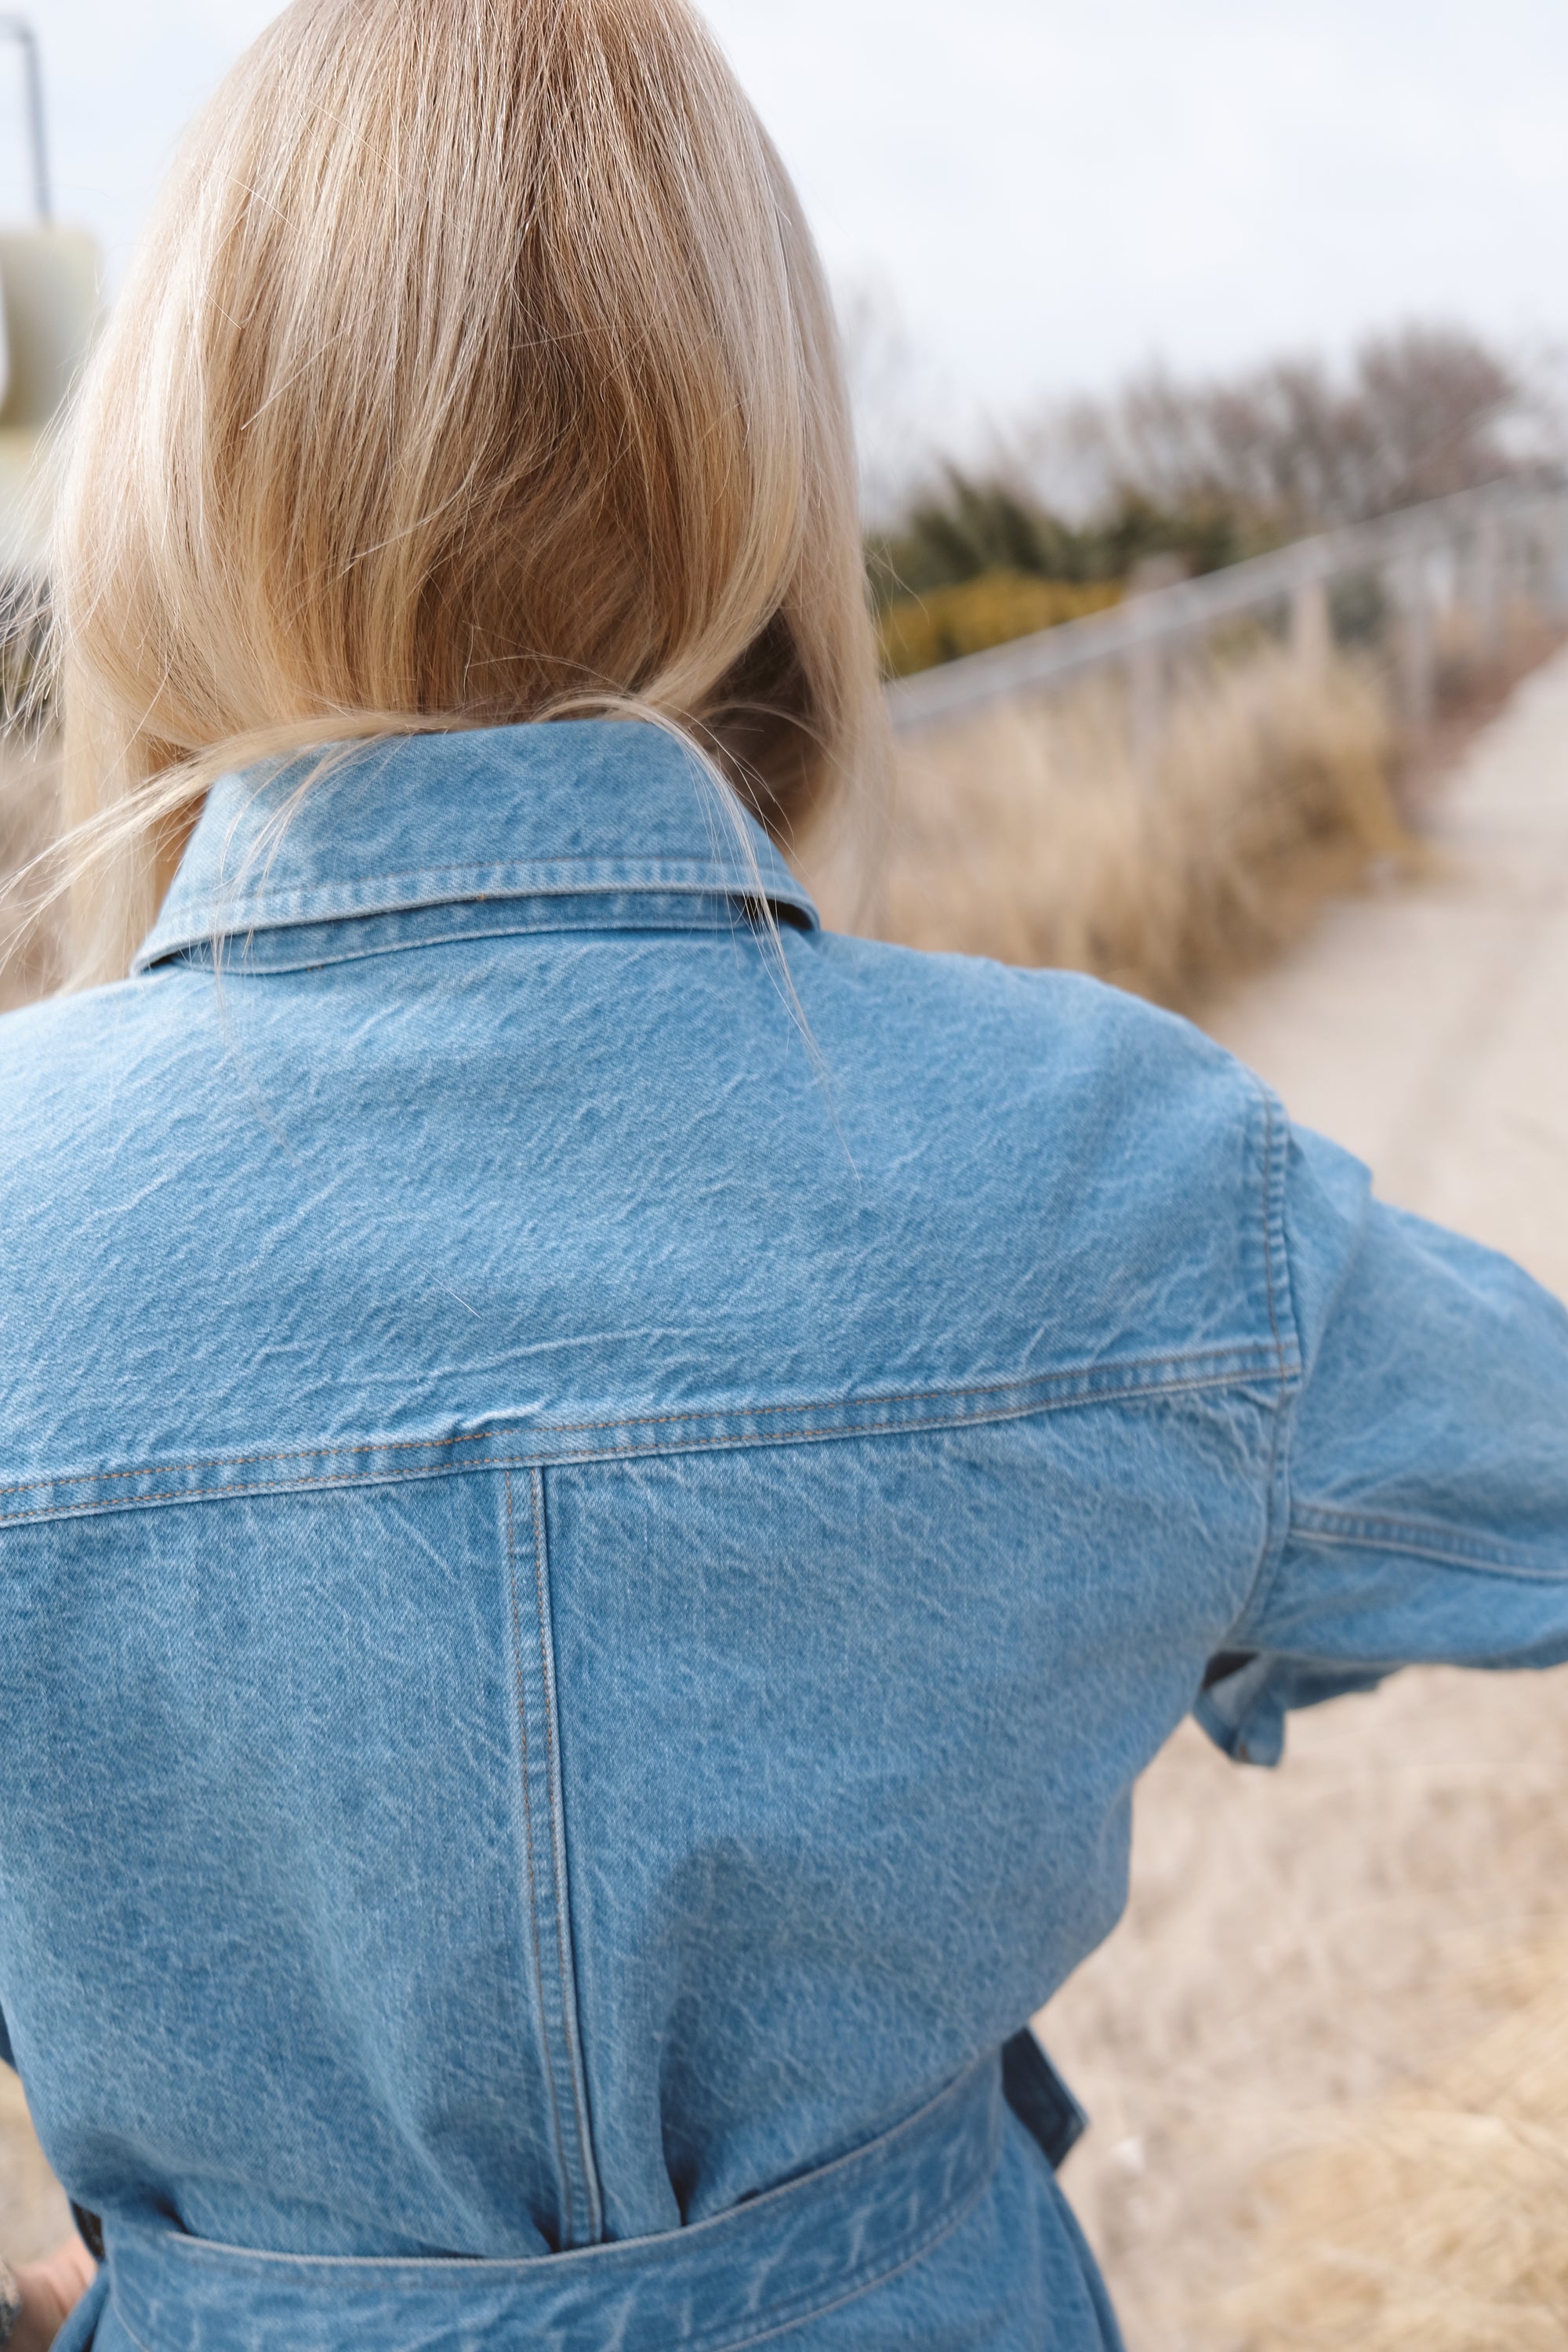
xmin=49 ymin=0 xmax=884 ymax=985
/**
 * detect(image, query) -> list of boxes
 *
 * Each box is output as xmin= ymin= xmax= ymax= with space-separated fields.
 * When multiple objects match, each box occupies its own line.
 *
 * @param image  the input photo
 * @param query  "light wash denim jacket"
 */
xmin=2 ymin=720 xmax=1566 ymax=2352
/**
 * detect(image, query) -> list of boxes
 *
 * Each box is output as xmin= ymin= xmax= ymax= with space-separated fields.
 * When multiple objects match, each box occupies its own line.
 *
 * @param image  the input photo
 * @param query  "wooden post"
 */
xmin=1290 ymin=572 xmax=1331 ymax=672
xmin=1470 ymin=514 xmax=1504 ymax=666
xmin=1122 ymin=554 xmax=1189 ymax=779
xmin=1126 ymin=634 xmax=1165 ymax=778
xmin=1390 ymin=550 xmax=1435 ymax=730
xmin=1550 ymin=506 xmax=1568 ymax=619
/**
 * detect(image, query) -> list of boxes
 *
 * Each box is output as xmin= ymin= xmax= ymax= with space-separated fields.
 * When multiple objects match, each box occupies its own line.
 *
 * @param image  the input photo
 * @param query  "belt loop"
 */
xmin=1001 ymin=2024 xmax=1088 ymax=2170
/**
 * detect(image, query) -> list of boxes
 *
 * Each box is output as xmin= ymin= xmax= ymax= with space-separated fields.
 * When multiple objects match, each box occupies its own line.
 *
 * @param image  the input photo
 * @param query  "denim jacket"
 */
xmin=2 ymin=720 xmax=1566 ymax=2352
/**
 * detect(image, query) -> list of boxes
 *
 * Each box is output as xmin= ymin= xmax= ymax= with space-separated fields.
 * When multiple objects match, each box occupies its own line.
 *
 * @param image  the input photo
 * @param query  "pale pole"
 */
xmin=0 ymin=18 xmax=49 ymax=224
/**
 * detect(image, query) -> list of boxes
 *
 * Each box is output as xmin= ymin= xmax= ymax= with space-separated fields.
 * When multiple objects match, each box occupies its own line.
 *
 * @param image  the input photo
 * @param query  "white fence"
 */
xmin=884 ymin=478 xmax=1568 ymax=742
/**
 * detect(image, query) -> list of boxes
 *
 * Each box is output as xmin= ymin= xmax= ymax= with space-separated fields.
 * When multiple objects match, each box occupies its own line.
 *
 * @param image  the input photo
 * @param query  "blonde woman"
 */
xmin=2 ymin=2 xmax=1566 ymax=2347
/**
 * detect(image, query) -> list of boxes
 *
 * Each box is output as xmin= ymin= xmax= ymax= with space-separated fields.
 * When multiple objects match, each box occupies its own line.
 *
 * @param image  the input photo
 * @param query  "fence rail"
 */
xmin=884 ymin=477 xmax=1568 ymax=739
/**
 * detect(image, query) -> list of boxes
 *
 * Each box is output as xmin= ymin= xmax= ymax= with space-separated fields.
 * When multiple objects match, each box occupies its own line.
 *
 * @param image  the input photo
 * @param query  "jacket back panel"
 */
xmin=0 ymin=905 xmax=1285 ymax=2258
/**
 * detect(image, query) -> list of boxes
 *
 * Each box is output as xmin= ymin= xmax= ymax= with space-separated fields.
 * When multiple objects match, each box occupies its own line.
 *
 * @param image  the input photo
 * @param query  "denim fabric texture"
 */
xmin=2 ymin=719 xmax=1566 ymax=2350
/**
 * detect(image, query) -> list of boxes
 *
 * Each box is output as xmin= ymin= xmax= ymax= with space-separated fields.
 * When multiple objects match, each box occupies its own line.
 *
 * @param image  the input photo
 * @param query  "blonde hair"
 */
xmin=48 ymin=0 xmax=884 ymax=985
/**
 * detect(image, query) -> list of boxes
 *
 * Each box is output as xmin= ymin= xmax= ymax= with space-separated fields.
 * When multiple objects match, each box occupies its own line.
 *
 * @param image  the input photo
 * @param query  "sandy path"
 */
xmin=2 ymin=659 xmax=1566 ymax=2310
xmin=1045 ymin=647 xmax=1568 ymax=2346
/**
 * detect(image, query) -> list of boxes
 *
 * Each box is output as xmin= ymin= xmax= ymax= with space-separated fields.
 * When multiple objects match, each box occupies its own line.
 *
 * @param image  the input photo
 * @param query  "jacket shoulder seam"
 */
xmin=0 ymin=1349 xmax=1289 ymax=1526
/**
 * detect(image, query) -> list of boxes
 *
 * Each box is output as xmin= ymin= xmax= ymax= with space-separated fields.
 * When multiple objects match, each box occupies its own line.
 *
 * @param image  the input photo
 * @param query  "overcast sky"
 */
xmin=13 ymin=0 xmax=1568 ymax=448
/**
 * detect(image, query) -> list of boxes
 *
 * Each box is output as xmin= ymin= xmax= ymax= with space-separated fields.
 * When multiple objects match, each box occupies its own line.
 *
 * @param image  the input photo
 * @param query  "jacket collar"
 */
xmin=133 ymin=719 xmax=818 ymax=974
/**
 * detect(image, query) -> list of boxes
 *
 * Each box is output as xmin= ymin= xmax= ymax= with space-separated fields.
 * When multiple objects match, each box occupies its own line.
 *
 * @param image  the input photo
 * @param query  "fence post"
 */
xmin=1126 ymin=633 xmax=1165 ymax=777
xmin=1290 ymin=571 xmax=1331 ymax=672
xmin=883 ymin=483 xmax=1568 ymax=742
xmin=1122 ymin=555 xmax=1192 ymax=776
xmin=1544 ymin=500 xmax=1568 ymax=620
xmin=1469 ymin=513 xmax=1504 ymax=666
xmin=1389 ymin=546 xmax=1435 ymax=729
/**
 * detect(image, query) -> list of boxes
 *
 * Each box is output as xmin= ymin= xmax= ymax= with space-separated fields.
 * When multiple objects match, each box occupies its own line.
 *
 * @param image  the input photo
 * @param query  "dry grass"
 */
xmin=812 ymin=642 xmax=1413 ymax=1008
xmin=1218 ymin=1940 xmax=1568 ymax=2352
xmin=1044 ymin=1665 xmax=1568 ymax=2352
xmin=0 ymin=728 xmax=61 ymax=1010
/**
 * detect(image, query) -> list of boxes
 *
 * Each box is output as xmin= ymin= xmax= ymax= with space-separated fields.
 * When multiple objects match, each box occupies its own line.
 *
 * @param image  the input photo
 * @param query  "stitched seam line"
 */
xmin=532 ymin=1468 xmax=600 ymax=2244
xmin=1229 ymin=1081 xmax=1305 ymax=1641
xmin=160 ymin=2060 xmax=991 ymax=2278
xmin=505 ymin=1472 xmax=575 ymax=2241
xmin=110 ymin=2166 xmax=989 ymax=2352
xmin=0 ymin=1428 xmax=493 ymax=1497
xmin=148 ymin=862 xmax=812 ymax=952
xmin=0 ymin=1347 xmax=1282 ymax=1501
xmin=1233 ymin=1369 xmax=1290 ymax=1645
xmin=169 ymin=906 xmax=770 ymax=977
xmin=105 ymin=2293 xmax=154 ymax=2352
xmin=153 ymin=891 xmax=816 ymax=973
xmin=1290 ymin=1503 xmax=1563 ymax=1577
xmin=0 ymin=1367 xmax=1286 ymax=1527
xmin=174 ymin=851 xmax=797 ymax=893
xmin=1259 ymin=1089 xmax=1285 ymax=1379
xmin=676 ymin=2164 xmax=993 ymax=2352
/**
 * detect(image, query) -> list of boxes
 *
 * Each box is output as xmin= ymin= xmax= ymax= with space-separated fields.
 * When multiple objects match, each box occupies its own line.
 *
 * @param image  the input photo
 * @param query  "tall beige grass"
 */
xmin=1044 ymin=1655 xmax=1568 ymax=2352
xmin=1219 ymin=1940 xmax=1568 ymax=2352
xmin=811 ymin=642 xmax=1410 ymax=1007
xmin=0 ymin=731 xmax=60 ymax=1011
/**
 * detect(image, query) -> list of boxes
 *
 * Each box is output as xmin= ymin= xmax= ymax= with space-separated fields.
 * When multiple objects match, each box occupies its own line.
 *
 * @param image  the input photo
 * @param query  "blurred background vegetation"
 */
xmin=786 ymin=315 xmax=1568 ymax=1019
xmin=865 ymin=322 xmax=1548 ymax=677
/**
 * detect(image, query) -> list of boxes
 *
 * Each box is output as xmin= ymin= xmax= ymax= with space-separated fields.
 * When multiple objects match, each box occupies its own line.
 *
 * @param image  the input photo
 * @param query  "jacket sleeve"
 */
xmin=0 ymin=2003 xmax=13 ymax=2071
xmin=1199 ymin=1117 xmax=1568 ymax=1765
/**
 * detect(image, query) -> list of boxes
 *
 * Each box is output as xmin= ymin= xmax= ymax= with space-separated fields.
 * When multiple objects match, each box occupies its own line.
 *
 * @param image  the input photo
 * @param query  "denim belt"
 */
xmin=100 ymin=2056 xmax=1006 ymax=2352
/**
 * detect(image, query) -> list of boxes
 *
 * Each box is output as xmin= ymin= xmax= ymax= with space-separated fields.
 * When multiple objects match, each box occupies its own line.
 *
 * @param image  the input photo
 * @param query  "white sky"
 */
xmin=14 ymin=0 xmax=1568 ymax=447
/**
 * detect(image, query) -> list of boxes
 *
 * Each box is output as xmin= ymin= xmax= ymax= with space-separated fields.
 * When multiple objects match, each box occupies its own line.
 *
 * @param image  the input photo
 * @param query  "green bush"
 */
xmin=867 ymin=469 xmax=1254 ymax=619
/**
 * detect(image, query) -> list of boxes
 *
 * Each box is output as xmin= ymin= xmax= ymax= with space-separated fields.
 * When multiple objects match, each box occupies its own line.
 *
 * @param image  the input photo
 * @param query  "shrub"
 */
xmin=867 ymin=472 xmax=1252 ymax=618
xmin=877 ymin=570 xmax=1122 ymax=678
xmin=862 ymin=325 xmax=1538 ymax=662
